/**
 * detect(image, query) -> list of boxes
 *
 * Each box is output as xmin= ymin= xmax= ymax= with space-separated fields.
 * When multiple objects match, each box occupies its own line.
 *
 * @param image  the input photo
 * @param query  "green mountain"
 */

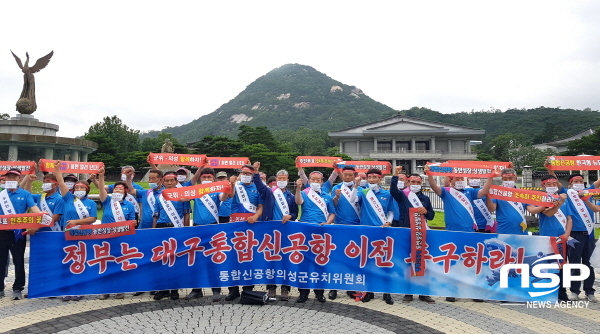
xmin=154 ymin=64 xmax=398 ymax=143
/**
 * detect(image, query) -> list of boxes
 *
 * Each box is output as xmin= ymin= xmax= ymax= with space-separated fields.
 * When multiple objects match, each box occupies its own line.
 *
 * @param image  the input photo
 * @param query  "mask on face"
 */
xmin=359 ymin=180 xmax=367 ymax=187
xmin=572 ymin=183 xmax=585 ymax=191
xmin=502 ymin=181 xmax=515 ymax=188
xmin=397 ymin=181 xmax=405 ymax=190
xmin=277 ymin=181 xmax=287 ymax=189
xmin=343 ymin=181 xmax=354 ymax=187
xmin=546 ymin=186 xmax=558 ymax=194
xmin=410 ymin=184 xmax=422 ymax=193
xmin=468 ymin=179 xmax=481 ymax=187
xmin=177 ymin=175 xmax=187 ymax=183
xmin=240 ymin=175 xmax=252 ymax=184
xmin=149 ymin=182 xmax=159 ymax=189
xmin=42 ymin=183 xmax=54 ymax=192
xmin=120 ymin=174 xmax=127 ymax=181
xmin=368 ymin=183 xmax=380 ymax=192
xmin=112 ymin=193 xmax=124 ymax=201
xmin=201 ymin=180 xmax=212 ymax=184
xmin=4 ymin=181 xmax=18 ymax=189
xmin=74 ymin=190 xmax=86 ymax=199
xmin=65 ymin=181 xmax=75 ymax=190
xmin=310 ymin=182 xmax=321 ymax=192
xmin=454 ymin=181 xmax=466 ymax=190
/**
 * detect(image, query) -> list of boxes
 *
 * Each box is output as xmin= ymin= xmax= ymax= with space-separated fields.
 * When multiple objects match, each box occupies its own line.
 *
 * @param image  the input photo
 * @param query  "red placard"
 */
xmin=447 ymin=160 xmax=512 ymax=171
xmin=0 ymin=213 xmax=52 ymax=230
xmin=206 ymin=157 xmax=250 ymax=169
xmin=295 ymin=156 xmax=343 ymax=168
xmin=546 ymin=156 xmax=600 ymax=170
xmin=409 ymin=208 xmax=427 ymax=276
xmin=39 ymin=159 xmax=104 ymax=174
xmin=147 ymin=153 xmax=207 ymax=167
xmin=426 ymin=162 xmax=496 ymax=177
xmin=0 ymin=161 xmax=36 ymax=175
xmin=64 ymin=220 xmax=136 ymax=240
xmin=229 ymin=213 xmax=254 ymax=222
xmin=487 ymin=185 xmax=555 ymax=207
xmin=161 ymin=181 xmax=232 ymax=200
xmin=335 ymin=161 xmax=393 ymax=174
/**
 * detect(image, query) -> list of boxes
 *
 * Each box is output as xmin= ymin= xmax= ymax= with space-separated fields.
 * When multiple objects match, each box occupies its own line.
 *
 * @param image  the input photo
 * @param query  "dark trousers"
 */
xmin=229 ymin=285 xmax=254 ymax=293
xmin=266 ymin=284 xmax=291 ymax=291
xmin=192 ymin=288 xmax=222 ymax=294
xmin=298 ymin=288 xmax=324 ymax=296
xmin=0 ymin=231 xmax=26 ymax=291
xmin=568 ymin=231 xmax=596 ymax=295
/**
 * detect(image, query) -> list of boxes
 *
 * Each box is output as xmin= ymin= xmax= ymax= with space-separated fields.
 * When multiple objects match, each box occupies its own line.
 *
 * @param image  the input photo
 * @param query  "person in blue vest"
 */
xmin=295 ymin=172 xmax=336 ymax=303
xmin=29 ymin=173 xmax=65 ymax=233
xmin=298 ymin=164 xmax=338 ymax=195
xmin=390 ymin=166 xmax=436 ymax=304
xmin=527 ymin=175 xmax=573 ymax=301
xmin=184 ymin=167 xmax=231 ymax=301
xmin=252 ymin=162 xmax=298 ymax=300
xmin=216 ymin=172 xmax=232 ymax=224
xmin=426 ymin=164 xmax=495 ymax=302
xmin=91 ymin=165 xmax=143 ymax=222
xmin=152 ymin=171 xmax=191 ymax=301
xmin=0 ymin=168 xmax=42 ymax=300
xmin=485 ymin=168 xmax=529 ymax=235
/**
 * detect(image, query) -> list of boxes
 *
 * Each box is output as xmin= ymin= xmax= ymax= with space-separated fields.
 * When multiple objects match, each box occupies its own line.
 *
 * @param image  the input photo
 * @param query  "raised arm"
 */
xmin=425 ymin=165 xmax=442 ymax=196
xmin=98 ymin=167 xmax=108 ymax=202
xmin=295 ymin=179 xmax=304 ymax=205
xmin=297 ymin=167 xmax=308 ymax=186
xmin=545 ymin=161 xmax=564 ymax=189
xmin=53 ymin=160 xmax=69 ymax=196
xmin=486 ymin=196 xmax=497 ymax=213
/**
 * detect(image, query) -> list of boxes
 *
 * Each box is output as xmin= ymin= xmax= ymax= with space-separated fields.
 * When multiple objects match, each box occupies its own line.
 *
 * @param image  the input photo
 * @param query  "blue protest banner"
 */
xmin=29 ymin=221 xmax=558 ymax=301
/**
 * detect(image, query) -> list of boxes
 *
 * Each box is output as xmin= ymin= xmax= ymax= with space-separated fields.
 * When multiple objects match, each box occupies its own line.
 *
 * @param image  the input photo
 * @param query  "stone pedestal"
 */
xmin=0 ymin=114 xmax=59 ymax=136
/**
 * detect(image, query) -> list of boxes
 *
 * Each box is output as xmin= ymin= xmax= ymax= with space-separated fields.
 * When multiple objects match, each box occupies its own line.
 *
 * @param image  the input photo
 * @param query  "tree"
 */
xmin=510 ymin=146 xmax=553 ymax=170
xmin=488 ymin=134 xmax=528 ymax=162
xmin=141 ymin=132 xmax=188 ymax=153
xmin=0 ymin=113 xmax=9 ymax=120
xmin=192 ymin=136 xmax=243 ymax=156
xmin=238 ymin=125 xmax=279 ymax=151
xmin=84 ymin=116 xmax=140 ymax=153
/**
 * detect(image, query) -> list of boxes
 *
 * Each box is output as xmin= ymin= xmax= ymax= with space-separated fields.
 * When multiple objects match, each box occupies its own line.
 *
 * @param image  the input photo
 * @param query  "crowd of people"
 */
xmin=0 ymin=159 xmax=597 ymax=305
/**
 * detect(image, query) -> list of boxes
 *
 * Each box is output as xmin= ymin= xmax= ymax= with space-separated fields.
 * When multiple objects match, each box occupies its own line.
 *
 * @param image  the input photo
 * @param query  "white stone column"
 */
xmin=71 ymin=150 xmax=80 ymax=162
xmin=392 ymin=139 xmax=396 ymax=153
xmin=8 ymin=145 xmax=18 ymax=161
xmin=448 ymin=139 xmax=452 ymax=153
xmin=44 ymin=148 xmax=54 ymax=160
xmin=81 ymin=152 xmax=89 ymax=162
xmin=373 ymin=138 xmax=378 ymax=151
xmin=411 ymin=159 xmax=417 ymax=174
xmin=467 ymin=141 xmax=471 ymax=153
xmin=430 ymin=137 xmax=436 ymax=152
xmin=411 ymin=137 xmax=416 ymax=153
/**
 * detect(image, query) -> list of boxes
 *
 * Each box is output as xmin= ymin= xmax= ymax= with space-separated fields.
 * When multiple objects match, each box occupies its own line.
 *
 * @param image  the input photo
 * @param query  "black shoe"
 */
xmin=150 ymin=291 xmax=157 ymax=295
xmin=170 ymin=291 xmax=179 ymax=300
xmin=297 ymin=294 xmax=308 ymax=303
xmin=383 ymin=293 xmax=394 ymax=305
xmin=346 ymin=291 xmax=355 ymax=299
xmin=316 ymin=294 xmax=326 ymax=303
xmin=184 ymin=291 xmax=203 ymax=300
xmin=446 ymin=297 xmax=456 ymax=302
xmin=225 ymin=291 xmax=240 ymax=301
xmin=362 ymin=292 xmax=374 ymax=303
xmin=153 ymin=291 xmax=169 ymax=300
xmin=472 ymin=299 xmax=484 ymax=302
xmin=403 ymin=294 xmax=413 ymax=303
xmin=419 ymin=295 xmax=435 ymax=304
xmin=132 ymin=292 xmax=144 ymax=296
xmin=328 ymin=290 xmax=337 ymax=300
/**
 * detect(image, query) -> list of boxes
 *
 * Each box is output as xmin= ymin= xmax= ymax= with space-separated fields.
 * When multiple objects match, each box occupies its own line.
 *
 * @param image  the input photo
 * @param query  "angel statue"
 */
xmin=11 ymin=50 xmax=54 ymax=114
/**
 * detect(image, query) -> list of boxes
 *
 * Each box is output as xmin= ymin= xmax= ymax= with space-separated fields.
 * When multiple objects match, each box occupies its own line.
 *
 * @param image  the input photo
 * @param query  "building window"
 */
xmin=396 ymin=141 xmax=410 ymax=152
xmin=377 ymin=141 xmax=392 ymax=152
xmin=415 ymin=141 xmax=429 ymax=151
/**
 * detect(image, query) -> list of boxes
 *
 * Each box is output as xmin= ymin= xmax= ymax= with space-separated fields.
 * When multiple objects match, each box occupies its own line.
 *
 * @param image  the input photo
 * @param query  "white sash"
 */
xmin=447 ymin=187 xmax=477 ymax=226
xmin=158 ymin=194 xmax=184 ymax=227
xmin=364 ymin=189 xmax=387 ymax=226
xmin=199 ymin=194 xmax=219 ymax=223
xmin=473 ymin=198 xmax=494 ymax=228
xmin=0 ymin=189 xmax=16 ymax=216
xmin=567 ymin=189 xmax=594 ymax=234
xmin=176 ymin=183 xmax=183 ymax=188
xmin=235 ymin=182 xmax=257 ymax=213
xmin=146 ymin=190 xmax=156 ymax=214
xmin=272 ymin=188 xmax=290 ymax=216
xmin=403 ymin=188 xmax=423 ymax=208
xmin=111 ymin=198 xmax=126 ymax=222
xmin=73 ymin=197 xmax=90 ymax=219
xmin=340 ymin=184 xmax=360 ymax=216
xmin=555 ymin=208 xmax=567 ymax=231
xmin=304 ymin=188 xmax=328 ymax=219
xmin=125 ymin=194 xmax=139 ymax=213
xmin=507 ymin=200 xmax=526 ymax=223
xmin=40 ymin=194 xmax=60 ymax=231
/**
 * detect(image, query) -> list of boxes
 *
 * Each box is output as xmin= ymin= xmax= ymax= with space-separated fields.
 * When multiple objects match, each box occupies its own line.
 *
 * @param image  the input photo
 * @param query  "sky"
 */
xmin=1 ymin=1 xmax=599 ymax=139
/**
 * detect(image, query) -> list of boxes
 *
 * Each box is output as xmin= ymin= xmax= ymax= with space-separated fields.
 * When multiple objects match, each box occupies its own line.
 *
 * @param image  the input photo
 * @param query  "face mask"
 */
xmin=277 ymin=181 xmax=287 ymax=189
xmin=397 ymin=181 xmax=405 ymax=190
xmin=201 ymin=180 xmax=212 ymax=184
xmin=546 ymin=186 xmax=558 ymax=194
xmin=468 ymin=179 xmax=481 ymax=187
xmin=65 ymin=181 xmax=75 ymax=190
xmin=454 ymin=181 xmax=466 ymax=190
xmin=120 ymin=174 xmax=127 ymax=181
xmin=240 ymin=175 xmax=252 ymax=184
xmin=343 ymin=181 xmax=354 ymax=187
xmin=410 ymin=184 xmax=421 ymax=193
xmin=74 ymin=190 xmax=86 ymax=199
xmin=4 ymin=181 xmax=18 ymax=189
xmin=502 ymin=181 xmax=515 ymax=188
xmin=149 ymin=183 xmax=159 ymax=189
xmin=177 ymin=175 xmax=187 ymax=183
xmin=359 ymin=180 xmax=367 ymax=187
xmin=572 ymin=184 xmax=585 ymax=191
xmin=112 ymin=193 xmax=124 ymax=201
xmin=310 ymin=182 xmax=321 ymax=192
xmin=368 ymin=183 xmax=380 ymax=192
xmin=42 ymin=183 xmax=54 ymax=192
